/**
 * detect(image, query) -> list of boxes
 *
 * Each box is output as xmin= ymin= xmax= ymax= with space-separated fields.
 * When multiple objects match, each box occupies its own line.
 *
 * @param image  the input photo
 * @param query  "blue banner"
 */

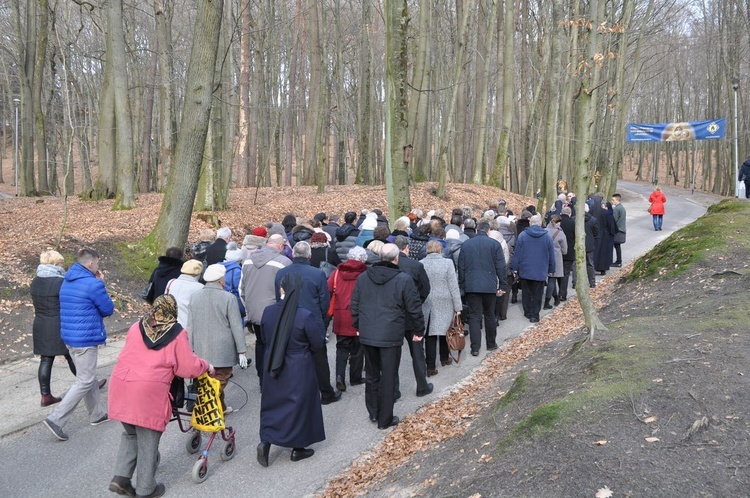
xmin=626 ymin=119 xmax=726 ymax=142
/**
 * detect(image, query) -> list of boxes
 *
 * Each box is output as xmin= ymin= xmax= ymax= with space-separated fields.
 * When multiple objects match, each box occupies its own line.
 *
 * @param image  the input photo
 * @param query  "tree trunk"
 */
xmin=470 ymin=0 xmax=496 ymax=184
xmin=489 ymin=0 xmax=515 ymax=188
xmin=384 ymin=0 xmax=411 ymax=217
xmin=148 ymin=0 xmax=223 ymax=253
xmin=356 ymin=0 xmax=373 ymax=185
xmin=155 ymin=0 xmax=175 ymax=190
xmin=237 ymin=0 xmax=251 ymax=187
xmin=140 ymin=43 xmax=157 ymax=193
xmin=406 ymin=0 xmax=431 ymax=183
xmin=34 ymin=0 xmax=50 ymax=194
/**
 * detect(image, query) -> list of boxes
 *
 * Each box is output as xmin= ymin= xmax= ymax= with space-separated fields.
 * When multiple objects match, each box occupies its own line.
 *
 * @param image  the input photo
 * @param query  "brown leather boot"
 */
xmin=41 ymin=394 xmax=62 ymax=407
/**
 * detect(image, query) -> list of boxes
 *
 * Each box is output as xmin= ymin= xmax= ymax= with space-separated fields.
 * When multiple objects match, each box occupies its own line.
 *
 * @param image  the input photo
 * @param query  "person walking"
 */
xmin=649 ymin=186 xmax=667 ymax=231
xmin=351 ymin=244 xmax=425 ymax=430
xmin=544 ymin=215 xmax=568 ymax=309
xmin=740 ymin=156 xmax=750 ymax=198
xmin=612 ymin=193 xmax=627 ymax=266
xmin=457 ymin=221 xmax=507 ymax=356
xmin=511 ymin=215 xmax=556 ymax=323
xmin=188 ymin=264 xmax=248 ymax=415
xmin=108 ymin=295 xmax=213 ymax=498
xmin=31 ymin=249 xmax=76 ymax=407
xmin=142 ymin=247 xmax=184 ymax=304
xmin=165 ymin=259 xmax=204 ymax=328
xmin=257 ymin=273 xmax=326 ymax=467
xmin=420 ymin=241 xmax=462 ymax=375
xmin=559 ymin=207 xmax=576 ymax=300
xmin=44 ymin=249 xmax=112 ymax=441
xmin=328 ymin=247 xmax=368 ymax=392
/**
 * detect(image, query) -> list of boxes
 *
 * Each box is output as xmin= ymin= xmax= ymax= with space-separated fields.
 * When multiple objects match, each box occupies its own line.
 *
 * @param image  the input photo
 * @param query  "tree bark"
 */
xmin=148 ymin=0 xmax=224 ymax=253
xmin=34 ymin=0 xmax=50 ymax=194
xmin=489 ymin=0 xmax=515 ymax=189
xmin=155 ymin=0 xmax=175 ymax=190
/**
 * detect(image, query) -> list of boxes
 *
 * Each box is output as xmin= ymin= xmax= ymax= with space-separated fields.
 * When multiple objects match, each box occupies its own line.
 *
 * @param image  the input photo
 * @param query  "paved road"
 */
xmin=0 ymin=182 xmax=721 ymax=498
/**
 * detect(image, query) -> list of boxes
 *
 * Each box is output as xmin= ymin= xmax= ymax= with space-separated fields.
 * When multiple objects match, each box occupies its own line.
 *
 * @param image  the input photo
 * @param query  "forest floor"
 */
xmin=337 ymin=199 xmax=750 ymax=498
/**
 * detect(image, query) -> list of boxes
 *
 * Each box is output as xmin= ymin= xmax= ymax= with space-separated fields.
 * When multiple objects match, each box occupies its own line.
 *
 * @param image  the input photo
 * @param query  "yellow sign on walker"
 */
xmin=191 ymin=373 xmax=225 ymax=432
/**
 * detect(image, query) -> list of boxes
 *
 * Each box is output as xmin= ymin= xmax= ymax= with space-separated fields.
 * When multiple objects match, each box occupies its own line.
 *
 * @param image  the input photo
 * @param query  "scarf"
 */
xmin=265 ymin=272 xmax=303 ymax=378
xmin=139 ymin=294 xmax=183 ymax=350
xmin=36 ymin=264 xmax=65 ymax=279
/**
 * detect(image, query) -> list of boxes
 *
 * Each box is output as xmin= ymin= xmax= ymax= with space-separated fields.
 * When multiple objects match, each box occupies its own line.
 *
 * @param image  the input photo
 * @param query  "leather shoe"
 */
xmin=543 ymin=303 xmax=553 ymax=310
xmin=108 ymin=476 xmax=136 ymax=497
xmin=440 ymin=358 xmax=453 ymax=366
xmin=136 ymin=483 xmax=165 ymax=498
xmin=426 ymin=369 xmax=438 ymax=377
xmin=350 ymin=378 xmax=365 ymax=386
xmin=321 ymin=390 xmax=342 ymax=405
xmin=257 ymin=441 xmax=270 ymax=467
xmin=369 ymin=415 xmax=378 ymax=423
xmin=470 ymin=350 xmax=479 ymax=356
xmin=41 ymin=394 xmax=62 ymax=407
xmin=416 ymin=383 xmax=434 ymax=397
xmin=335 ymin=375 xmax=346 ymax=392
xmin=612 ymin=262 xmax=622 ymax=267
xmin=559 ymin=296 xmax=567 ymax=302
xmin=290 ymin=448 xmax=315 ymax=462
xmin=486 ymin=344 xmax=498 ymax=351
xmin=98 ymin=378 xmax=107 ymax=389
xmin=529 ymin=317 xmax=539 ymax=323
xmin=378 ymin=416 xmax=400 ymax=430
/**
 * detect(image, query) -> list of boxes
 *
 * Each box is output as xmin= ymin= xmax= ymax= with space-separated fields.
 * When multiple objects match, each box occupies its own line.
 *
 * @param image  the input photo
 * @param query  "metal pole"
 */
xmin=13 ymin=98 xmax=20 ymax=197
xmin=733 ymin=77 xmax=739 ymax=198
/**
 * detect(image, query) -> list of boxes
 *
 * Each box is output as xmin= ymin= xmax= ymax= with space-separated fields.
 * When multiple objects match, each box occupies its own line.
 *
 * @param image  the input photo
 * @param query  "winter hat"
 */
xmin=203 ymin=264 xmax=226 ymax=282
xmin=446 ymin=229 xmax=461 ymax=240
xmin=225 ymin=249 xmax=244 ymax=262
xmin=251 ymin=226 xmax=268 ymax=237
xmin=360 ymin=212 xmax=378 ymax=231
xmin=267 ymin=223 xmax=286 ymax=238
xmin=181 ymin=259 xmax=204 ymax=276
xmin=243 ymin=234 xmax=267 ymax=249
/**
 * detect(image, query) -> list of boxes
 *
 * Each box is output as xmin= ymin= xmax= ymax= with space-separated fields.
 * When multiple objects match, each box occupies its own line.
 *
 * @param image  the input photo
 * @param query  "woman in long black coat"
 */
xmin=30 ymin=249 xmax=76 ymax=407
xmin=257 ymin=273 xmax=326 ymax=467
xmin=592 ymin=197 xmax=617 ymax=274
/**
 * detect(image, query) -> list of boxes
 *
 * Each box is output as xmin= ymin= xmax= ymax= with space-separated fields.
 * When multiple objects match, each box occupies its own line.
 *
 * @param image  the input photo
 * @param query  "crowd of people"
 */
xmin=32 ymin=192 xmax=632 ymax=497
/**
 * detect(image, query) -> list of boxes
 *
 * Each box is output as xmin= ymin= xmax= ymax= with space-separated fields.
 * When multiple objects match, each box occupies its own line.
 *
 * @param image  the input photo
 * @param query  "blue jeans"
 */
xmin=652 ymin=214 xmax=663 ymax=230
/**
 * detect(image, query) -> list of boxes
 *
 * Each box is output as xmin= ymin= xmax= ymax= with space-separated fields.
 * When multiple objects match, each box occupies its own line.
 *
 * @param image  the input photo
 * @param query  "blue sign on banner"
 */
xmin=626 ymin=119 xmax=726 ymax=142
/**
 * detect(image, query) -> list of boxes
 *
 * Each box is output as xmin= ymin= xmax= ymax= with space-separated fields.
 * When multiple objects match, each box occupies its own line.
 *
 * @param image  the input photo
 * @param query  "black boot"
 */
xmin=543 ymin=300 xmax=553 ymax=310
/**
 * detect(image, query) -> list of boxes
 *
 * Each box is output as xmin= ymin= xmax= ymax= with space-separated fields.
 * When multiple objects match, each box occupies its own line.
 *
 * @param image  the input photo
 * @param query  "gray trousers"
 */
xmin=47 ymin=346 xmax=106 ymax=427
xmin=114 ymin=422 xmax=162 ymax=496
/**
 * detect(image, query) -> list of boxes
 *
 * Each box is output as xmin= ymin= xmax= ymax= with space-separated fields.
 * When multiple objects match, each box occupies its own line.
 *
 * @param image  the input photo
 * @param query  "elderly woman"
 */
xmin=31 ymin=249 xmax=77 ymax=407
xmin=328 ymin=246 xmax=368 ymax=392
xmin=420 ymin=241 xmax=463 ymax=375
xmin=544 ymin=215 xmax=568 ymax=309
xmin=108 ymin=295 xmax=213 ymax=498
xmin=257 ymin=273 xmax=326 ymax=467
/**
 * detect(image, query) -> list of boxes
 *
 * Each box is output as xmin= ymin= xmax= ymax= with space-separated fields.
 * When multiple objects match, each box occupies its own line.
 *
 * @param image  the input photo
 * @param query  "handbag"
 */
xmin=327 ymin=269 xmax=339 ymax=317
xmin=319 ymin=247 xmax=337 ymax=277
xmin=445 ymin=313 xmax=466 ymax=363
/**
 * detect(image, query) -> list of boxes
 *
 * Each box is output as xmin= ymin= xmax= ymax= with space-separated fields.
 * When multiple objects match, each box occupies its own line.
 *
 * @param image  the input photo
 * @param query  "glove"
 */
xmin=238 ymin=353 xmax=248 ymax=369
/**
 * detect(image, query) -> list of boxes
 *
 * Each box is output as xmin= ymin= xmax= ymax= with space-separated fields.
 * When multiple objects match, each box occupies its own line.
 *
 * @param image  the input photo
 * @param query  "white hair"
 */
xmin=529 ymin=214 xmax=543 ymax=226
xmin=217 ymin=227 xmax=232 ymax=240
xmin=347 ymin=246 xmax=368 ymax=262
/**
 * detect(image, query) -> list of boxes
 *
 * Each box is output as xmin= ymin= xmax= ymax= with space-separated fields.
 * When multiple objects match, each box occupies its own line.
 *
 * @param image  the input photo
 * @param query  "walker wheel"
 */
xmin=186 ymin=432 xmax=202 ymax=454
xmin=191 ymin=458 xmax=208 ymax=483
xmin=220 ymin=438 xmax=236 ymax=461
xmin=156 ymin=450 xmax=161 ymax=466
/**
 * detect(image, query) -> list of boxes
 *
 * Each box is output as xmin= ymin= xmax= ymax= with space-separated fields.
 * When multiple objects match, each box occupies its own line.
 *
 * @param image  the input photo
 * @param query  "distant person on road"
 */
xmin=611 ymin=193 xmax=626 ymax=266
xmin=257 ymin=273 xmax=326 ymax=467
xmin=44 ymin=248 xmax=113 ymax=441
xmin=649 ymin=186 xmax=667 ymax=231
xmin=739 ymin=157 xmax=750 ymax=198
xmin=107 ymin=294 xmax=213 ymax=498
xmin=31 ymin=249 xmax=76 ymax=407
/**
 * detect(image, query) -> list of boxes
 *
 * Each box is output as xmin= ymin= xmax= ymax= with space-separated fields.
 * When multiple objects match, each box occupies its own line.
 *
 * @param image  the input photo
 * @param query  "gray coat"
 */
xmin=420 ymin=253 xmax=462 ymax=336
xmin=545 ymin=225 xmax=568 ymax=278
xmin=187 ymin=282 xmax=247 ymax=367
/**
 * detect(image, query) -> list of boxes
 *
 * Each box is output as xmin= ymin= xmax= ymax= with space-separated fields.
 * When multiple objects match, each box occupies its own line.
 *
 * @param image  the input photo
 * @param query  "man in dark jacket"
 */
xmin=143 ymin=247 xmax=183 ymax=304
xmin=44 ymin=249 xmax=113 ymax=441
xmin=322 ymin=214 xmax=341 ymax=241
xmin=584 ymin=205 xmax=599 ymax=288
xmin=559 ymin=207 xmax=576 ymax=300
xmin=457 ymin=222 xmax=507 ymax=356
xmin=393 ymin=236 xmax=432 ymax=397
xmin=335 ymin=211 xmax=361 ymax=263
xmin=351 ymin=244 xmax=425 ymax=430
xmin=740 ymin=157 xmax=750 ymax=199
xmin=274 ymin=242 xmax=340 ymax=405
xmin=511 ymin=215 xmax=555 ymax=323
xmin=205 ymin=227 xmax=232 ymax=265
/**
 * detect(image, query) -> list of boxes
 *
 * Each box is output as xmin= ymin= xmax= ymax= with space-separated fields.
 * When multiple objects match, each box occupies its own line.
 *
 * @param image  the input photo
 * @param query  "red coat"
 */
xmin=327 ymin=260 xmax=367 ymax=337
xmin=649 ymin=190 xmax=667 ymax=215
xmin=108 ymin=322 xmax=209 ymax=432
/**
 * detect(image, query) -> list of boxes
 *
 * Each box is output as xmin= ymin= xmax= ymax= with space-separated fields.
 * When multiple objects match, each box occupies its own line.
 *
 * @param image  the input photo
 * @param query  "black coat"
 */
xmin=584 ymin=213 xmax=599 ymax=253
xmin=30 ymin=274 xmax=68 ymax=356
xmin=204 ymin=239 xmax=228 ymax=266
xmin=145 ymin=256 xmax=184 ymax=304
xmin=351 ymin=262 xmax=425 ymax=347
xmin=397 ymin=252 xmax=431 ymax=302
xmin=560 ymin=215 xmax=576 ymax=262
xmin=260 ymin=302 xmax=325 ymax=448
xmin=310 ymin=245 xmax=342 ymax=270
xmin=457 ymin=232 xmax=507 ymax=294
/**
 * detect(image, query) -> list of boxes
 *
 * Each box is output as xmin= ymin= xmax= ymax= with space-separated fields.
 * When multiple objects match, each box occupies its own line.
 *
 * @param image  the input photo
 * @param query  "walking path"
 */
xmin=0 ymin=181 xmax=722 ymax=498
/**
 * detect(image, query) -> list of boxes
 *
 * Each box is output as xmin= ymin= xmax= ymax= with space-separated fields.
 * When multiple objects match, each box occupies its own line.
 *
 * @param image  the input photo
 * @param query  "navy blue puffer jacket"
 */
xmin=59 ymin=263 xmax=115 ymax=347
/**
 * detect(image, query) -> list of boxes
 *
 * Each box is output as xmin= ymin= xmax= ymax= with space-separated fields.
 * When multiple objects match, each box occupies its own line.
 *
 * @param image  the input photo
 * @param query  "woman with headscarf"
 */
xmin=257 ymin=273 xmax=326 ymax=467
xmin=108 ymin=295 xmax=214 ymax=498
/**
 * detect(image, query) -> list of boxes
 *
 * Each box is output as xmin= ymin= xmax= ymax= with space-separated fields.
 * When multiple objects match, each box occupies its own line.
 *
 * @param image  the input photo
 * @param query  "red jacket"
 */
xmin=327 ymin=260 xmax=367 ymax=337
xmin=108 ymin=322 xmax=209 ymax=432
xmin=649 ymin=190 xmax=667 ymax=215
